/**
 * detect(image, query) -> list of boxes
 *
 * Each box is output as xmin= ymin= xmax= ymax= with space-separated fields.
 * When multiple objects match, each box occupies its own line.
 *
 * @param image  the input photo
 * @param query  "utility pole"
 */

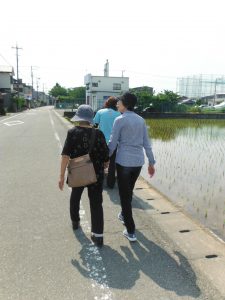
xmin=43 ymin=83 xmax=45 ymax=104
xmin=12 ymin=43 xmax=22 ymax=81
xmin=31 ymin=66 xmax=34 ymax=101
xmin=213 ymin=78 xmax=217 ymax=107
xmin=36 ymin=78 xmax=40 ymax=104
xmin=31 ymin=66 xmax=39 ymax=101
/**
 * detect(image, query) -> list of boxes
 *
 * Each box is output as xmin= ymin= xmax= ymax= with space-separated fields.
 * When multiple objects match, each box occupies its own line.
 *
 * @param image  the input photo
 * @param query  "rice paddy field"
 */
xmin=141 ymin=118 xmax=225 ymax=241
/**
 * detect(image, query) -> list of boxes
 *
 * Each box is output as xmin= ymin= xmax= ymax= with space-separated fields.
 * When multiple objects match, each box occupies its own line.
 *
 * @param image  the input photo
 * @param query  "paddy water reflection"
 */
xmin=141 ymin=119 xmax=225 ymax=240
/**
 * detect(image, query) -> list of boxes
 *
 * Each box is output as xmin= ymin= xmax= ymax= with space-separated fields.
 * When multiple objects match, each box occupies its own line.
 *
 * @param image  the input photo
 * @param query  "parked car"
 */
xmin=198 ymin=104 xmax=208 ymax=108
xmin=213 ymin=101 xmax=225 ymax=110
xmin=179 ymin=99 xmax=196 ymax=105
xmin=134 ymin=106 xmax=142 ymax=113
xmin=142 ymin=106 xmax=154 ymax=113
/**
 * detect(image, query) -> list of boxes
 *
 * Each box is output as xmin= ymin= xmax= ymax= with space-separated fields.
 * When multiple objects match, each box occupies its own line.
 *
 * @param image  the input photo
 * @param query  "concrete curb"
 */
xmin=134 ymin=178 xmax=225 ymax=298
xmin=53 ymin=108 xmax=225 ymax=298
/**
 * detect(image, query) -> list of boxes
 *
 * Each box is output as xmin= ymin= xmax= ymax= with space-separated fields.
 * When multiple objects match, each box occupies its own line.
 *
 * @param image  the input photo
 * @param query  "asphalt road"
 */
xmin=0 ymin=107 xmax=222 ymax=300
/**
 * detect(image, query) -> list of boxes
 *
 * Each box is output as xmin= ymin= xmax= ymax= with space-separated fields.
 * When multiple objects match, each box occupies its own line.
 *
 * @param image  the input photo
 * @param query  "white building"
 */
xmin=84 ymin=60 xmax=129 ymax=111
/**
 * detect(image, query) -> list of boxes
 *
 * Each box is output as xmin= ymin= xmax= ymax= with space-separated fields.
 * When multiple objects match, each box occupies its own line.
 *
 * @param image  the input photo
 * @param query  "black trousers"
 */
xmin=107 ymin=149 xmax=117 ymax=188
xmin=70 ymin=182 xmax=104 ymax=235
xmin=116 ymin=164 xmax=142 ymax=234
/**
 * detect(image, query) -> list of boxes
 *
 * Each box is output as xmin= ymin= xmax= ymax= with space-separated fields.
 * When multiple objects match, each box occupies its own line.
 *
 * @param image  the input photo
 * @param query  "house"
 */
xmin=84 ymin=60 xmax=129 ymax=111
xmin=0 ymin=65 xmax=15 ymax=111
xmin=0 ymin=65 xmax=14 ymax=92
xmin=200 ymin=93 xmax=225 ymax=106
xmin=130 ymin=86 xmax=153 ymax=94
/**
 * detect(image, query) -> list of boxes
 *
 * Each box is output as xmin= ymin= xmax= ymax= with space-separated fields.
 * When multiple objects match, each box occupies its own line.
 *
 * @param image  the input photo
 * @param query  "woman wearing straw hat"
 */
xmin=59 ymin=105 xmax=109 ymax=247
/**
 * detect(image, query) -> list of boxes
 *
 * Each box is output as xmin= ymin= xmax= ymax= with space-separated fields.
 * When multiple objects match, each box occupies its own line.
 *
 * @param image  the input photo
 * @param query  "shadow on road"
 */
xmin=105 ymin=185 xmax=154 ymax=211
xmin=71 ymin=228 xmax=201 ymax=298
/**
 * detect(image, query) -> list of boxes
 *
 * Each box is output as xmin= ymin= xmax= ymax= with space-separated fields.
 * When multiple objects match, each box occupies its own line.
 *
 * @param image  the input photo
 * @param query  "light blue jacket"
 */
xmin=108 ymin=111 xmax=155 ymax=167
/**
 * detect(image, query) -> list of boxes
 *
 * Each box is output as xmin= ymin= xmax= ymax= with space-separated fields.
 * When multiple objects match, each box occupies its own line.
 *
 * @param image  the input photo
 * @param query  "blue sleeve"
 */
xmin=93 ymin=111 xmax=100 ymax=124
xmin=143 ymin=123 xmax=156 ymax=165
xmin=108 ymin=118 xmax=121 ymax=157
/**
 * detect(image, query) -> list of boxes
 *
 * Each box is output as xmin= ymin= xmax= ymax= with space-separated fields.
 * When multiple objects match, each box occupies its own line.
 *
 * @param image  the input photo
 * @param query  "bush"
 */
xmin=13 ymin=96 xmax=26 ymax=111
xmin=173 ymin=104 xmax=188 ymax=112
xmin=0 ymin=107 xmax=6 ymax=115
xmin=187 ymin=106 xmax=201 ymax=113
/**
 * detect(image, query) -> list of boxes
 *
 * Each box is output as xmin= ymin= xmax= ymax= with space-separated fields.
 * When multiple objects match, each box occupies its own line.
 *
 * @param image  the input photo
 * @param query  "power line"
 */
xmin=0 ymin=53 xmax=12 ymax=66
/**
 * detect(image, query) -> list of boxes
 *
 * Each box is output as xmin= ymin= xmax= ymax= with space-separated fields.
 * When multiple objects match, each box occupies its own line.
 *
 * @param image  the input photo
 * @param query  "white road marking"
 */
xmin=0 ymin=109 xmax=39 ymax=126
xmin=54 ymin=132 xmax=62 ymax=148
xmin=50 ymin=117 xmax=54 ymax=127
xmin=53 ymin=110 xmax=62 ymax=118
xmin=52 ymin=109 xmax=72 ymax=129
xmin=26 ymin=112 xmax=37 ymax=115
xmin=0 ymin=113 xmax=22 ymax=123
xmin=209 ymin=229 xmax=225 ymax=245
xmin=3 ymin=120 xmax=24 ymax=126
xmin=76 ymin=201 xmax=113 ymax=300
xmin=48 ymin=110 xmax=62 ymax=151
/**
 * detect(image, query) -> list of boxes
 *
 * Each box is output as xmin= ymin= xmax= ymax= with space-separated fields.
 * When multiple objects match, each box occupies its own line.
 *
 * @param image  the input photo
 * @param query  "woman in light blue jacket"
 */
xmin=94 ymin=96 xmax=120 ymax=188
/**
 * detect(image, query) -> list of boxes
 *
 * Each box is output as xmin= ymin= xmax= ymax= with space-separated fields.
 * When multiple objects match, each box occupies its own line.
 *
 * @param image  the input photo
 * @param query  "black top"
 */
xmin=61 ymin=126 xmax=109 ymax=181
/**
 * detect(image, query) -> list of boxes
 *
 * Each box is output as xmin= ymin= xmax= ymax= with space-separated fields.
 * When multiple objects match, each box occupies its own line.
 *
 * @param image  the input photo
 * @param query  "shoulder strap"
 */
xmin=88 ymin=128 xmax=96 ymax=153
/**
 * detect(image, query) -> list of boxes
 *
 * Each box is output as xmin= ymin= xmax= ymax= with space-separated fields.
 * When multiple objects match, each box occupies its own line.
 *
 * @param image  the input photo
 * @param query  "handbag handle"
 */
xmin=88 ymin=128 xmax=96 ymax=153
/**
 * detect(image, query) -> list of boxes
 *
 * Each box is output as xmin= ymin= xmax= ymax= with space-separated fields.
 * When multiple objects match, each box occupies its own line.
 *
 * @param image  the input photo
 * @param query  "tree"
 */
xmin=68 ymin=87 xmax=85 ymax=99
xmin=153 ymin=90 xmax=179 ymax=112
xmin=49 ymin=83 xmax=67 ymax=97
xmin=130 ymin=87 xmax=154 ymax=110
xmin=158 ymin=90 xmax=180 ymax=103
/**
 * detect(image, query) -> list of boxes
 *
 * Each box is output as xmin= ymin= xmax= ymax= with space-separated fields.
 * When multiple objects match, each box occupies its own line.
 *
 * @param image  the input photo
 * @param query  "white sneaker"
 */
xmin=118 ymin=212 xmax=125 ymax=224
xmin=123 ymin=230 xmax=137 ymax=242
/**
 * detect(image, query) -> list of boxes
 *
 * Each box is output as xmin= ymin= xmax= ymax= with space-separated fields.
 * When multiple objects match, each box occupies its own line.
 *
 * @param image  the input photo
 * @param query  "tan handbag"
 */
xmin=67 ymin=129 xmax=97 ymax=188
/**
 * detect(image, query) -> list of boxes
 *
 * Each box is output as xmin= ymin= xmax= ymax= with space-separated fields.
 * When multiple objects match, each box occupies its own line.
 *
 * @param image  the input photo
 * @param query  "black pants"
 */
xmin=107 ymin=149 xmax=117 ymax=188
xmin=70 ymin=182 xmax=104 ymax=235
xmin=116 ymin=164 xmax=142 ymax=234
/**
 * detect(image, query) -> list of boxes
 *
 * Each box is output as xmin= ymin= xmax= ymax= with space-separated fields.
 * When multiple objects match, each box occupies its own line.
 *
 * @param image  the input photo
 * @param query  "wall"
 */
xmin=85 ymin=74 xmax=129 ymax=110
xmin=142 ymin=112 xmax=225 ymax=119
xmin=0 ymin=73 xmax=11 ymax=89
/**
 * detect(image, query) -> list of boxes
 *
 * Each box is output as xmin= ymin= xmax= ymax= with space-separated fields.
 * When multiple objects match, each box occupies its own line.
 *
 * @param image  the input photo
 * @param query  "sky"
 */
xmin=1 ymin=0 xmax=225 ymax=93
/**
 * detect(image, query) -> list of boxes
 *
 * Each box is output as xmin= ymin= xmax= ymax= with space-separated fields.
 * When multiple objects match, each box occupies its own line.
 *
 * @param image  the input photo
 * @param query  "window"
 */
xmin=92 ymin=82 xmax=98 ymax=87
xmin=113 ymin=83 xmax=121 ymax=90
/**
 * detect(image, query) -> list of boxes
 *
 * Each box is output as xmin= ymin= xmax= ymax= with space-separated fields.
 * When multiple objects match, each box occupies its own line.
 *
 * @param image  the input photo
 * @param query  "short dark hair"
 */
xmin=120 ymin=92 xmax=137 ymax=111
